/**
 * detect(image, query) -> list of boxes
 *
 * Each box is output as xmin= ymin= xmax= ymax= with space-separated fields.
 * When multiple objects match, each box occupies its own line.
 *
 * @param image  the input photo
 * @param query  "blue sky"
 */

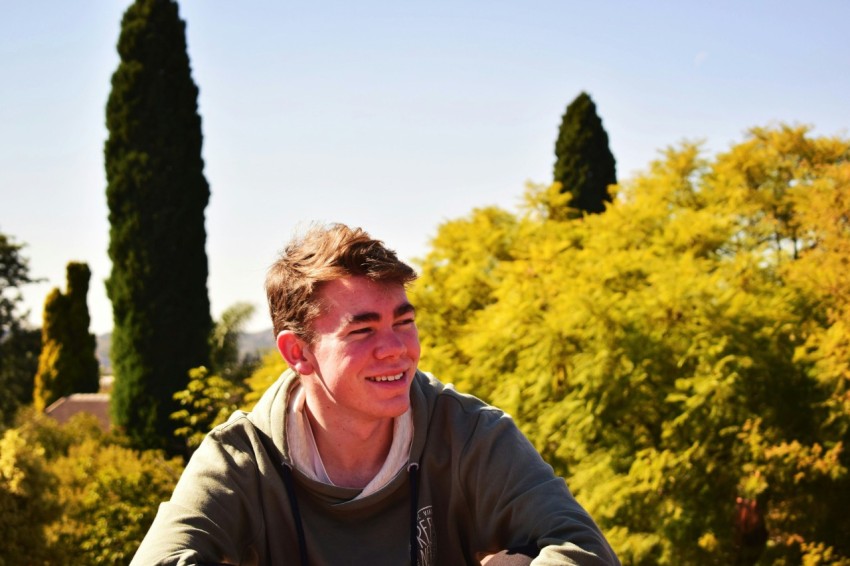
xmin=2 ymin=1 xmax=849 ymax=334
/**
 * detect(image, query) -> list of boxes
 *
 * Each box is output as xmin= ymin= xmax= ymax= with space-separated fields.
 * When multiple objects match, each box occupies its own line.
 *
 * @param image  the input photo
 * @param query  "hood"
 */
xmin=246 ymin=368 xmax=446 ymax=470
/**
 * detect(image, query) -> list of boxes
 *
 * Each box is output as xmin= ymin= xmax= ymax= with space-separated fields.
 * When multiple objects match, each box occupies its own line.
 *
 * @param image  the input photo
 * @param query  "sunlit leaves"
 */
xmin=49 ymin=439 xmax=183 ymax=565
xmin=413 ymin=125 xmax=850 ymax=564
xmin=0 ymin=427 xmax=59 ymax=564
xmin=242 ymin=348 xmax=288 ymax=410
xmin=1 ymin=410 xmax=182 ymax=565
xmin=171 ymin=366 xmax=246 ymax=452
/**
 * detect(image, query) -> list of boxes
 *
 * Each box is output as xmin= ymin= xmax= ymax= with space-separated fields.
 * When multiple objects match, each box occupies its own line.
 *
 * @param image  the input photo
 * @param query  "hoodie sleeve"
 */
xmin=459 ymin=407 xmax=620 ymax=566
xmin=130 ymin=421 xmax=265 ymax=566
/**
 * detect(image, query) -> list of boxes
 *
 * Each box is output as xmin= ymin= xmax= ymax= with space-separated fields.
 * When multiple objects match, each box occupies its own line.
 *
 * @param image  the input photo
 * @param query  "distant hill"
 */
xmin=96 ymin=328 xmax=276 ymax=373
xmin=238 ymin=328 xmax=277 ymax=360
xmin=96 ymin=333 xmax=111 ymax=371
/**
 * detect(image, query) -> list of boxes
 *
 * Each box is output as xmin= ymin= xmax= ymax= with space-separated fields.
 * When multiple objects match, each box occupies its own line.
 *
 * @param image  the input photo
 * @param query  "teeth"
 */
xmin=369 ymin=373 xmax=403 ymax=382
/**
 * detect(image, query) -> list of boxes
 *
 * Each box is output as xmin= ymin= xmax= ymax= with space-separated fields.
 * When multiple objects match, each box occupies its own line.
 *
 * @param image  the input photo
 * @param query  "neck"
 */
xmin=304 ymin=401 xmax=395 ymax=489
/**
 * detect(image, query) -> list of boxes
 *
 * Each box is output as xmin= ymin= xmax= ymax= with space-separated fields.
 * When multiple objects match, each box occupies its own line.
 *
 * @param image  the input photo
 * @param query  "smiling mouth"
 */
xmin=366 ymin=373 xmax=404 ymax=382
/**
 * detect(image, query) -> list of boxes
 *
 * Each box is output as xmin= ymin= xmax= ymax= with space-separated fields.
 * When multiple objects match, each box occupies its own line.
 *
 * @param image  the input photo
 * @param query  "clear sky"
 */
xmin=2 ymin=1 xmax=849 ymax=335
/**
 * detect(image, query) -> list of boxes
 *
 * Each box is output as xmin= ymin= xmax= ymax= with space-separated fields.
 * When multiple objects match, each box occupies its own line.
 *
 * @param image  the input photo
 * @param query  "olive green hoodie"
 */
xmin=131 ymin=370 xmax=619 ymax=565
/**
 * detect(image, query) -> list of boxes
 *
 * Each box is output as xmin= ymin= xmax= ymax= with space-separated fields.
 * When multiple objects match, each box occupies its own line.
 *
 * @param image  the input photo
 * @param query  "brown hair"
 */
xmin=265 ymin=223 xmax=417 ymax=341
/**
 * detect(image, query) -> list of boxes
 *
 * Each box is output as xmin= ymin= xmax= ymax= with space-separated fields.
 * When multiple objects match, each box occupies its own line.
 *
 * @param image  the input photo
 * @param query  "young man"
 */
xmin=132 ymin=223 xmax=619 ymax=566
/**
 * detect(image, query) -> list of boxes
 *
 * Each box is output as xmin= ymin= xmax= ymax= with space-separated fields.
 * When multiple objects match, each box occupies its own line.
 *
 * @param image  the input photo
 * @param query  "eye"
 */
xmin=348 ymin=327 xmax=372 ymax=336
xmin=395 ymin=317 xmax=416 ymax=327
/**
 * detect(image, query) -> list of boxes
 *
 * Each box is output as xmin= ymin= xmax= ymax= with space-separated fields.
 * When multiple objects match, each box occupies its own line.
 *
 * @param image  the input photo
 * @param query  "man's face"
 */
xmin=300 ymin=276 xmax=421 ymax=424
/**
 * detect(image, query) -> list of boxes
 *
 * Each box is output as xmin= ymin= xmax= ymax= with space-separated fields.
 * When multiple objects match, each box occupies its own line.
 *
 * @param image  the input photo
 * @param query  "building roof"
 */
xmin=45 ymin=393 xmax=111 ymax=431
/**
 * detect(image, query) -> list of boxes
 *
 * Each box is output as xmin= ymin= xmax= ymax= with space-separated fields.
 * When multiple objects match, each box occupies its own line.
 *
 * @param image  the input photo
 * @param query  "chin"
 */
xmin=381 ymin=398 xmax=412 ymax=419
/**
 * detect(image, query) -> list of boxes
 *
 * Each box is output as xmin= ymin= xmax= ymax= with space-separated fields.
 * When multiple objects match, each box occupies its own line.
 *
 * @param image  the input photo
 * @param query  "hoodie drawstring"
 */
xmin=281 ymin=463 xmax=309 ymax=566
xmin=408 ymin=462 xmax=420 ymax=566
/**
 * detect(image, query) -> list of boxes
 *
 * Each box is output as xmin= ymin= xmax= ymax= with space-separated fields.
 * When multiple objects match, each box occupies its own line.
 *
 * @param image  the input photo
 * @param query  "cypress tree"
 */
xmin=33 ymin=262 xmax=99 ymax=411
xmin=105 ymin=0 xmax=212 ymax=450
xmin=553 ymin=92 xmax=617 ymax=217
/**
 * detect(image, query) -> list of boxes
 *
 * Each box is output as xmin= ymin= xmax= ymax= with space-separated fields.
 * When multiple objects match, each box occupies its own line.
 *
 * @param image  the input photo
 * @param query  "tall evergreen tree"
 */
xmin=105 ymin=0 xmax=212 ymax=450
xmin=553 ymin=92 xmax=617 ymax=217
xmin=0 ymin=231 xmax=41 ymax=428
xmin=0 ymin=328 xmax=41 ymax=428
xmin=33 ymin=262 xmax=99 ymax=412
xmin=0 ymin=231 xmax=35 ymax=339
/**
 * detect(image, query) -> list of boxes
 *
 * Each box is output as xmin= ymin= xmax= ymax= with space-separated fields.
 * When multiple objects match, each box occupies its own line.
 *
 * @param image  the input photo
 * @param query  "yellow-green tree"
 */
xmin=412 ymin=126 xmax=850 ymax=565
xmin=33 ymin=262 xmax=99 ymax=411
xmin=48 ymin=437 xmax=183 ymax=565
xmin=171 ymin=347 xmax=286 ymax=452
xmin=171 ymin=303 xmax=267 ymax=453
xmin=0 ymin=427 xmax=59 ymax=565
xmin=411 ymin=207 xmax=518 ymax=394
xmin=171 ymin=366 xmax=247 ymax=452
xmin=242 ymin=348 xmax=288 ymax=409
xmin=4 ymin=409 xmax=183 ymax=565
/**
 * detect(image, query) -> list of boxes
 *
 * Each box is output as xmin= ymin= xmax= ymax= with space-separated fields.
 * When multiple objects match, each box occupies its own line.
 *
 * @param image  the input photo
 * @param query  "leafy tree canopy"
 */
xmin=411 ymin=125 xmax=850 ymax=565
xmin=2 ymin=409 xmax=183 ymax=565
xmin=171 ymin=345 xmax=285 ymax=453
xmin=0 ymin=231 xmax=40 ymax=429
xmin=0 ymin=231 xmax=37 ymax=338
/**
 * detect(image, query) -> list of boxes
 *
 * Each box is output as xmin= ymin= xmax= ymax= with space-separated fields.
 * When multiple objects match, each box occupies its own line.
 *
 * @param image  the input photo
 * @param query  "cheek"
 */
xmin=406 ymin=332 xmax=422 ymax=359
xmin=307 ymin=341 xmax=349 ymax=370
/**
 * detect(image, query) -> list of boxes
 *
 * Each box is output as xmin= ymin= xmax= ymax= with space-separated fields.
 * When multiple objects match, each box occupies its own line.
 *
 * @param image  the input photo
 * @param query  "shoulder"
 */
xmin=174 ymin=368 xmax=298 ymax=489
xmin=174 ymin=414 xmax=261 ymax=496
xmin=413 ymin=370 xmax=521 ymax=447
xmin=414 ymin=370 xmax=504 ymax=417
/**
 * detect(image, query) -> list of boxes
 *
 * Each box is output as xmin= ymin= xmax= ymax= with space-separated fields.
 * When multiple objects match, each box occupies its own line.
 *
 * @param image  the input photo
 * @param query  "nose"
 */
xmin=374 ymin=328 xmax=405 ymax=359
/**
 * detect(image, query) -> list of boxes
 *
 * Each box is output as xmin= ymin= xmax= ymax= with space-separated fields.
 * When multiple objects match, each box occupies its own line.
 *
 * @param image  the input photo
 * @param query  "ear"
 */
xmin=277 ymin=331 xmax=316 ymax=375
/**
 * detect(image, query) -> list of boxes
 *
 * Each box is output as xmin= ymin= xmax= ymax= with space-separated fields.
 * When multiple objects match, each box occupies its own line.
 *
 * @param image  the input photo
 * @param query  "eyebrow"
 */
xmin=346 ymin=302 xmax=416 ymax=325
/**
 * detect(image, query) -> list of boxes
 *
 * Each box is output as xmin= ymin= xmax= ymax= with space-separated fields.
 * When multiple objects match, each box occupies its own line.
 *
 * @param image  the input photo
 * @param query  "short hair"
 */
xmin=265 ymin=223 xmax=418 ymax=342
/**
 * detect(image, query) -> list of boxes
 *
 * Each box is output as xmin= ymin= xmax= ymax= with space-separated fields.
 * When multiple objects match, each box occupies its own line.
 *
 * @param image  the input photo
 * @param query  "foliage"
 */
xmin=105 ymin=0 xmax=212 ymax=451
xmin=13 ymin=407 xmax=105 ymax=460
xmin=411 ymin=207 xmax=518 ymax=395
xmin=0 ymin=231 xmax=41 ymax=429
xmin=242 ymin=348 xmax=288 ymax=410
xmin=1 ymin=409 xmax=183 ymax=565
xmin=0 ymin=231 xmax=37 ymax=339
xmin=172 ymin=366 xmax=246 ymax=452
xmin=172 ymin=303 xmax=268 ymax=452
xmin=47 ymin=438 xmax=183 ymax=565
xmin=33 ymin=262 xmax=99 ymax=411
xmin=171 ymin=345 xmax=285 ymax=451
xmin=0 ymin=328 xmax=40 ymax=431
xmin=552 ymin=92 xmax=617 ymax=218
xmin=412 ymin=125 xmax=850 ymax=564
xmin=210 ymin=302 xmax=259 ymax=383
xmin=0 ymin=426 xmax=59 ymax=565
xmin=784 ymin=153 xmax=850 ymax=436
